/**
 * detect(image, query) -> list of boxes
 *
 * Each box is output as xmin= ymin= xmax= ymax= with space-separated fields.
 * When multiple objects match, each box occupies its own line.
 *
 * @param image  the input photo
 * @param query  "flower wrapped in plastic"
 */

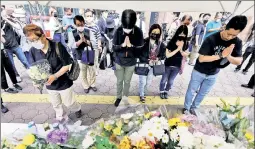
xmin=28 ymin=59 xmax=51 ymax=94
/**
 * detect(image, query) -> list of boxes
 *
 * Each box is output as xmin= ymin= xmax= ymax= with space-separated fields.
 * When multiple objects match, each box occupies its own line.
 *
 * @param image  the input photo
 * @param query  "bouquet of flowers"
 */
xmin=28 ymin=59 xmax=51 ymax=94
xmin=217 ymin=98 xmax=253 ymax=148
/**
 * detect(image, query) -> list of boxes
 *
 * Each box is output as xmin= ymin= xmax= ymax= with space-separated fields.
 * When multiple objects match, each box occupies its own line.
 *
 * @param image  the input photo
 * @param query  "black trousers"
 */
xmin=236 ymin=48 xmax=255 ymax=72
xmin=248 ymin=74 xmax=255 ymax=87
xmin=1 ymin=50 xmax=18 ymax=89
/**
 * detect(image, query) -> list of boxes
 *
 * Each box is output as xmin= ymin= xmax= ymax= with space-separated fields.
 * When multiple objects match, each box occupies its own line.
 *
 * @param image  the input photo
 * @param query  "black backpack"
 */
xmin=55 ymin=43 xmax=80 ymax=81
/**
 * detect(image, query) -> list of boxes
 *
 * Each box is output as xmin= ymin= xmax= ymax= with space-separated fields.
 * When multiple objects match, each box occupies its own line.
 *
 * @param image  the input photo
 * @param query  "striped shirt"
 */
xmin=84 ymin=24 xmax=101 ymax=49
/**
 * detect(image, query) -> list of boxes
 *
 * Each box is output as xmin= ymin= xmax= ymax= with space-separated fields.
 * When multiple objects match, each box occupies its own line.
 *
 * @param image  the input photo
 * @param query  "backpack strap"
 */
xmin=55 ymin=42 xmax=61 ymax=59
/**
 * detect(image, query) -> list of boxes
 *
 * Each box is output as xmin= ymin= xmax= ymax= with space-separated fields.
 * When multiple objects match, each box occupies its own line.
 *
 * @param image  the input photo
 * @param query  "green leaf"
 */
xmin=236 ymin=98 xmax=240 ymax=106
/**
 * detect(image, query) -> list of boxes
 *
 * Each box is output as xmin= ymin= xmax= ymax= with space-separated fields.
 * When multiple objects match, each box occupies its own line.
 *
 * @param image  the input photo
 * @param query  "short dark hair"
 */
xmin=199 ymin=13 xmax=204 ymax=18
xmin=73 ymin=15 xmax=85 ymax=24
xmin=181 ymin=15 xmax=193 ymax=22
xmin=1 ymin=5 xmax=5 ymax=9
xmin=85 ymin=9 xmax=95 ymax=15
xmin=173 ymin=12 xmax=181 ymax=18
xmin=215 ymin=12 xmax=222 ymax=18
xmin=203 ymin=13 xmax=211 ymax=18
xmin=226 ymin=15 xmax=247 ymax=32
xmin=64 ymin=8 xmax=73 ymax=12
xmin=148 ymin=24 xmax=162 ymax=37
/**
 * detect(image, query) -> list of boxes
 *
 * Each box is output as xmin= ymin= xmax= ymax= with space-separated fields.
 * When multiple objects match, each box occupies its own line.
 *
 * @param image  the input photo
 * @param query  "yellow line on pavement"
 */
xmin=1 ymin=94 xmax=254 ymax=105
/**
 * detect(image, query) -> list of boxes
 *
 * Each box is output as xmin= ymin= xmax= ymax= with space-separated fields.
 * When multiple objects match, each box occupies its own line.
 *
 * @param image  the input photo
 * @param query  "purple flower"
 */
xmin=47 ymin=129 xmax=68 ymax=144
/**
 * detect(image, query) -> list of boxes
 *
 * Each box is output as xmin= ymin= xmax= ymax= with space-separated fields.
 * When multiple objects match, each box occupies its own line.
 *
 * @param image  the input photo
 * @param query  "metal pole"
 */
xmin=218 ymin=1 xmax=226 ymax=12
xmin=240 ymin=5 xmax=254 ymax=15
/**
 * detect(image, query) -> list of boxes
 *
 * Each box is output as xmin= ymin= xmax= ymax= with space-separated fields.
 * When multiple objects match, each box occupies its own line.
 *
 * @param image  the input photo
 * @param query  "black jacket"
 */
xmin=72 ymin=28 xmax=91 ymax=60
xmin=139 ymin=38 xmax=166 ymax=64
xmin=113 ymin=26 xmax=144 ymax=66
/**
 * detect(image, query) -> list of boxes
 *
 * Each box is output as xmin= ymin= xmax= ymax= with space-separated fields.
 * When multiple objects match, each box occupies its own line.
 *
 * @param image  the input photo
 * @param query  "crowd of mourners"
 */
xmin=1 ymin=5 xmax=254 ymax=123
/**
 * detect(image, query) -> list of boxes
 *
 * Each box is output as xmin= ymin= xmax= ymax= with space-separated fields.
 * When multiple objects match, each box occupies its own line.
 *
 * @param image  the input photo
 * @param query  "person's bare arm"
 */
xmin=226 ymin=55 xmax=242 ymax=65
xmin=2 ymin=18 xmax=20 ymax=29
xmin=166 ymin=47 xmax=181 ymax=58
xmin=54 ymin=65 xmax=70 ymax=78
xmin=207 ymin=28 xmax=221 ymax=32
xmin=198 ymin=55 xmax=221 ymax=62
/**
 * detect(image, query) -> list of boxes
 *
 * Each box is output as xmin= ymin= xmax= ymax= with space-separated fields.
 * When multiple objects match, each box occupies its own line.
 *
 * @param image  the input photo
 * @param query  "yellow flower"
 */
xmin=168 ymin=118 xmax=181 ymax=127
xmin=116 ymin=120 xmax=123 ymax=128
xmin=22 ymin=134 xmax=35 ymax=146
xmin=104 ymin=124 xmax=113 ymax=131
xmin=14 ymin=144 xmax=27 ymax=149
xmin=118 ymin=136 xmax=132 ymax=149
xmin=144 ymin=112 xmax=152 ymax=119
xmin=177 ymin=122 xmax=188 ymax=127
xmin=113 ymin=127 xmax=122 ymax=136
xmin=245 ymin=132 xmax=254 ymax=141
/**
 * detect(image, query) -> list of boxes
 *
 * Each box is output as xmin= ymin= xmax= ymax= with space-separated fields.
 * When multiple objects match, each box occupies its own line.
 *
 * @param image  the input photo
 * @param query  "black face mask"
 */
xmin=108 ymin=28 xmax=114 ymax=32
xmin=150 ymin=33 xmax=160 ymax=40
xmin=203 ymin=20 xmax=208 ymax=24
xmin=53 ymin=12 xmax=58 ymax=17
xmin=177 ymin=36 xmax=186 ymax=41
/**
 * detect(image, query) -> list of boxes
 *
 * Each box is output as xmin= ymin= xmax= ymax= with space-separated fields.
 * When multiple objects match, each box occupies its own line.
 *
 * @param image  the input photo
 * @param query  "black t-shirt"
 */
xmin=29 ymin=40 xmax=73 ymax=91
xmin=194 ymin=32 xmax=242 ymax=75
xmin=165 ymin=41 xmax=187 ymax=68
xmin=2 ymin=21 xmax=19 ymax=49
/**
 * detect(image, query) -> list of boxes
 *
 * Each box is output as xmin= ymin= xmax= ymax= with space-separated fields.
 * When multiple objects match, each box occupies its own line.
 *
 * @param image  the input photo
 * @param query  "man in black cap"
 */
xmin=113 ymin=9 xmax=144 ymax=107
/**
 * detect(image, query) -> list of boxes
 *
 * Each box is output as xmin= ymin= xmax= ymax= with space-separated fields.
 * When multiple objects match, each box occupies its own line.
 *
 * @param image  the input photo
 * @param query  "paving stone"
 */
xmin=88 ymin=108 xmax=102 ymax=119
xmin=36 ymin=104 xmax=51 ymax=110
xmin=32 ymin=114 xmax=49 ymax=124
xmin=22 ymin=109 xmax=38 ymax=120
xmin=1 ymin=112 xmax=14 ymax=122
xmin=10 ymin=118 xmax=25 ymax=123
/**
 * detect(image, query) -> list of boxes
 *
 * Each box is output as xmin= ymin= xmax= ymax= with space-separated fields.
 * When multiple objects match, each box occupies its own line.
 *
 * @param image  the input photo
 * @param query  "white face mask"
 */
xmin=216 ymin=19 xmax=221 ymax=22
xmin=123 ymin=28 xmax=132 ymax=34
xmin=77 ymin=26 xmax=84 ymax=32
xmin=31 ymin=40 xmax=44 ymax=49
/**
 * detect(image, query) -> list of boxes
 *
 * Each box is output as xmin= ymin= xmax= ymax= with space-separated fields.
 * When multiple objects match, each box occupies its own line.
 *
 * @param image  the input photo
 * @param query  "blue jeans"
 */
xmin=184 ymin=70 xmax=218 ymax=110
xmin=6 ymin=46 xmax=30 ymax=76
xmin=139 ymin=67 xmax=154 ymax=97
xmin=160 ymin=66 xmax=180 ymax=92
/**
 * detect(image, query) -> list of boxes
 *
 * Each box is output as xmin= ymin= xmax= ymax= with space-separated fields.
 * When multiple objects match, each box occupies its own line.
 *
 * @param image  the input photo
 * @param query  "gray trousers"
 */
xmin=114 ymin=64 xmax=135 ymax=99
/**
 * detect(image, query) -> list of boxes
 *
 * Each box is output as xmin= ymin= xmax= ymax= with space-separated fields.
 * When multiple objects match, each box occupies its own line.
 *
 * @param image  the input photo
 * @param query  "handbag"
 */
xmin=99 ymin=46 xmax=108 ymax=70
xmin=135 ymin=59 xmax=150 ymax=76
xmin=55 ymin=43 xmax=80 ymax=81
xmin=81 ymin=46 xmax=95 ymax=66
xmin=153 ymin=60 xmax=165 ymax=76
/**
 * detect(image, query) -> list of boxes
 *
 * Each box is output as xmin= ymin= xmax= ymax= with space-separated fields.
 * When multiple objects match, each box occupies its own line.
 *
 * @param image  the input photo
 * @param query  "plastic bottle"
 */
xmin=28 ymin=121 xmax=38 ymax=135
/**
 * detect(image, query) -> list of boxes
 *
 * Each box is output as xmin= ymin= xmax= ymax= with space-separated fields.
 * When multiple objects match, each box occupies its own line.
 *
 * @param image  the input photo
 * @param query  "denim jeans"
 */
xmin=184 ymin=69 xmax=218 ymax=110
xmin=139 ymin=67 xmax=154 ymax=97
xmin=160 ymin=66 xmax=180 ymax=92
xmin=6 ymin=46 xmax=30 ymax=76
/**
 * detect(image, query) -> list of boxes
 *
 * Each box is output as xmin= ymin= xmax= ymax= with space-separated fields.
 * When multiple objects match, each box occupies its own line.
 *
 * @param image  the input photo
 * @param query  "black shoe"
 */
xmin=114 ymin=98 xmax=122 ymax=107
xmin=75 ymin=110 xmax=82 ymax=118
xmin=190 ymin=109 xmax=197 ymax=116
xmin=160 ymin=93 xmax=165 ymax=99
xmin=242 ymin=70 xmax=248 ymax=75
xmin=13 ymin=84 xmax=22 ymax=90
xmin=234 ymin=68 xmax=240 ymax=72
xmin=108 ymin=64 xmax=113 ymax=68
xmin=140 ymin=96 xmax=145 ymax=103
xmin=4 ymin=88 xmax=18 ymax=94
xmin=252 ymin=93 xmax=254 ymax=97
xmin=188 ymin=63 xmax=195 ymax=66
xmin=182 ymin=108 xmax=190 ymax=115
xmin=1 ymin=105 xmax=9 ymax=113
xmin=84 ymin=89 xmax=90 ymax=94
xmin=91 ymin=87 xmax=97 ymax=92
xmin=241 ymin=84 xmax=253 ymax=89
xmin=164 ymin=92 xmax=169 ymax=99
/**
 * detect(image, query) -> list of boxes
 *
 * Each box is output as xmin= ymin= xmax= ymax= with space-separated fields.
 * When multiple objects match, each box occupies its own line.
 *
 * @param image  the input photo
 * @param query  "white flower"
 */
xmin=82 ymin=135 xmax=95 ymax=149
xmin=227 ymin=114 xmax=236 ymax=119
xmin=129 ymin=132 xmax=143 ymax=145
xmin=121 ymin=113 xmax=134 ymax=120
xmin=170 ymin=129 xmax=179 ymax=142
xmin=162 ymin=134 xmax=169 ymax=143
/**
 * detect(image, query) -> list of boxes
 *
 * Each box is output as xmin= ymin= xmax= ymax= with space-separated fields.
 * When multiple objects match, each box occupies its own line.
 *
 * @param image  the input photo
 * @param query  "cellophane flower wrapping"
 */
xmin=28 ymin=59 xmax=51 ymax=94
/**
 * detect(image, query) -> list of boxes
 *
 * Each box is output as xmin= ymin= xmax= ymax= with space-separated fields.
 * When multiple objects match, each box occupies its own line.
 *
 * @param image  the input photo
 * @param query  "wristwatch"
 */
xmin=219 ymin=52 xmax=223 ymax=59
